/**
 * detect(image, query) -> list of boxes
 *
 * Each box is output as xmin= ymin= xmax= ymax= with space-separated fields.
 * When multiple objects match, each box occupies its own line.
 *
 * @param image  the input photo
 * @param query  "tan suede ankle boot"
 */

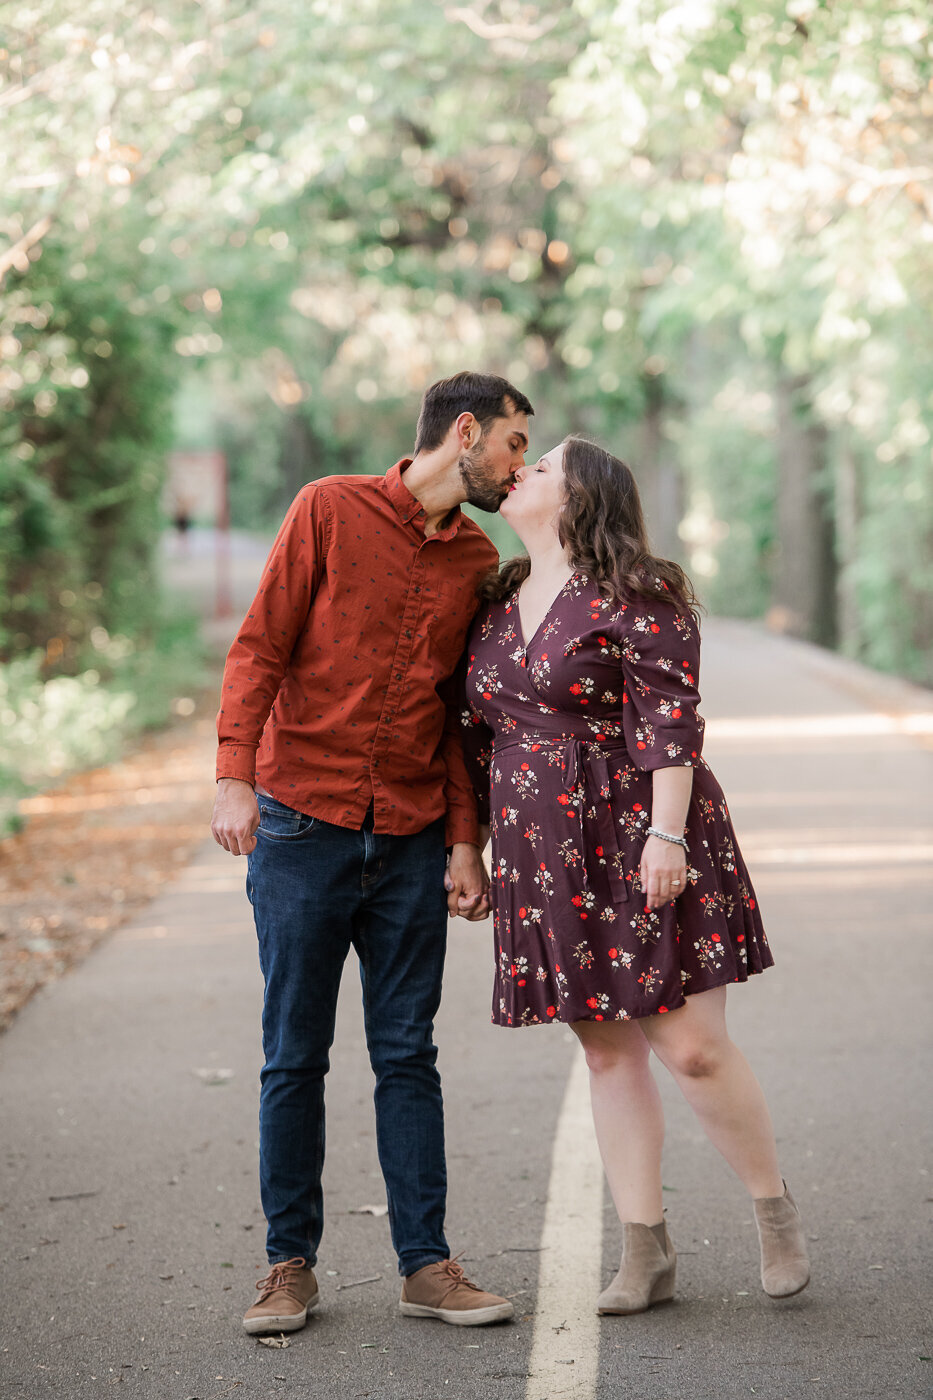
xmin=754 ymin=1183 xmax=810 ymax=1298
xmin=597 ymin=1221 xmax=676 ymax=1315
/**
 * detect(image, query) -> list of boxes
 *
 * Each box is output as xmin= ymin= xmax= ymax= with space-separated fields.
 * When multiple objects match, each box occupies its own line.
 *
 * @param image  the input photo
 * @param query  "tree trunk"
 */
xmin=772 ymin=373 xmax=837 ymax=647
xmin=639 ymin=375 xmax=683 ymax=562
xmin=834 ymin=430 xmax=861 ymax=657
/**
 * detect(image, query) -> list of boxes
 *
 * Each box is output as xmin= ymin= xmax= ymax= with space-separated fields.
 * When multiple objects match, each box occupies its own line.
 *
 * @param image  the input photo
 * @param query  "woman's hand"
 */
xmin=640 ymin=834 xmax=687 ymax=911
xmin=445 ymin=842 xmax=491 ymax=920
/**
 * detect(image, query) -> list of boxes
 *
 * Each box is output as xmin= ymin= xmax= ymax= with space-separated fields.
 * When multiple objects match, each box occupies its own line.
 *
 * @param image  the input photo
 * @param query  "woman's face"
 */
xmin=500 ymin=441 xmax=566 ymax=535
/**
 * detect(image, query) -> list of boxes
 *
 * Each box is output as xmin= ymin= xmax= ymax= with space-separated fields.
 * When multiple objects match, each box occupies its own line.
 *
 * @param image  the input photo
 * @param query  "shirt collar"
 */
xmin=385 ymin=459 xmax=464 ymax=539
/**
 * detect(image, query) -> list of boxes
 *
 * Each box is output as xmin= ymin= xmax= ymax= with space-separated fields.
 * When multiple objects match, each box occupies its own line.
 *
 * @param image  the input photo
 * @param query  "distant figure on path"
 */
xmin=460 ymin=436 xmax=810 ymax=1314
xmin=211 ymin=372 xmax=533 ymax=1334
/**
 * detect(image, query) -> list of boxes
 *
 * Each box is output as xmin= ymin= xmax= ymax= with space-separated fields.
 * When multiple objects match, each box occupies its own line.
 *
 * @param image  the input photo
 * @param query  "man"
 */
xmin=211 ymin=371 xmax=533 ymax=1333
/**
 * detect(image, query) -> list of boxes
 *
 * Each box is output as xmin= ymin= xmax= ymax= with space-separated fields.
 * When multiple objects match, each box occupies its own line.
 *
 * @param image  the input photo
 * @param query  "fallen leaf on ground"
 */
xmin=348 ymin=1203 xmax=388 ymax=1216
xmin=257 ymin=1336 xmax=290 ymax=1349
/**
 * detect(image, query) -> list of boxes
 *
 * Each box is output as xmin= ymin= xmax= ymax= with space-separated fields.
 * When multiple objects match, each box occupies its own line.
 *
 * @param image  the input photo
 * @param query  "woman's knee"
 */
xmin=573 ymin=1022 xmax=645 ymax=1077
xmin=664 ymin=1038 xmax=725 ymax=1081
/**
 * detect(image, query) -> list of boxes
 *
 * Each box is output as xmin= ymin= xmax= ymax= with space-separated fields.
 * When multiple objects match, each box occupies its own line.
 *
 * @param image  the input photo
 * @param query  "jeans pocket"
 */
xmin=257 ymin=796 xmax=317 ymax=842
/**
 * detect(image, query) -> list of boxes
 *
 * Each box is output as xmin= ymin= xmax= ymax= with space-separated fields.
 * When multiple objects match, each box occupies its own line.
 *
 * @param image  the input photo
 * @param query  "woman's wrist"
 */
xmin=646 ymin=825 xmax=688 ymax=851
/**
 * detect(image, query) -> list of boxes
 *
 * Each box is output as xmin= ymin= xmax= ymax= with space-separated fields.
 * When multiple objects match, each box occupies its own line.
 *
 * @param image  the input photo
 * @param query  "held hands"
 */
xmin=211 ymin=778 xmax=260 ymax=856
xmin=444 ymin=841 xmax=491 ymax=921
xmin=640 ymin=833 xmax=687 ymax=911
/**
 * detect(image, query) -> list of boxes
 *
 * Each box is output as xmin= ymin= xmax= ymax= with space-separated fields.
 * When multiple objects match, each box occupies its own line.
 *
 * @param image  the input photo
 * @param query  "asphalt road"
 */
xmin=2 ymin=615 xmax=932 ymax=1400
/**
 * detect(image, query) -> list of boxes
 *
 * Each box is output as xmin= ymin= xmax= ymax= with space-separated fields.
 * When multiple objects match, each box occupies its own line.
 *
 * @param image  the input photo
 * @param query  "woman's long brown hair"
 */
xmin=480 ymin=435 xmax=699 ymax=616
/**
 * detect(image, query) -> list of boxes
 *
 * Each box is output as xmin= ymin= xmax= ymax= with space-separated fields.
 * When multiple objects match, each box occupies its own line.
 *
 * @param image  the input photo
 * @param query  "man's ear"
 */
xmin=454 ymin=411 xmax=477 ymax=450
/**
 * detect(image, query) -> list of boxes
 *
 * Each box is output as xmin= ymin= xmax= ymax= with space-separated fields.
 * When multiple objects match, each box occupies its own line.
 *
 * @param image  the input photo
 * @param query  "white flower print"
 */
xmin=558 ymin=837 xmax=581 ymax=868
xmin=630 ymin=908 xmax=662 ymax=944
xmin=474 ymin=663 xmax=502 ymax=697
xmin=534 ymin=864 xmax=555 ymax=897
xmin=572 ymin=940 xmax=595 ymax=970
xmin=608 ymin=944 xmax=634 ymax=971
xmin=511 ymin=762 xmax=540 ymax=798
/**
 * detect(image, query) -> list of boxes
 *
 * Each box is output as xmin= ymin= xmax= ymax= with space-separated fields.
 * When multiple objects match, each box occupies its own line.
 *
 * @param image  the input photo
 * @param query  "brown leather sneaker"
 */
xmin=399 ymin=1257 xmax=514 ymax=1326
xmin=242 ymin=1257 xmax=320 ymax=1334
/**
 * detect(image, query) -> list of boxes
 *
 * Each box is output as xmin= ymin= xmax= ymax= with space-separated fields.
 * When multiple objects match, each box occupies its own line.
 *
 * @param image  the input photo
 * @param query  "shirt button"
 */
xmin=395 ymin=673 xmax=402 ymax=681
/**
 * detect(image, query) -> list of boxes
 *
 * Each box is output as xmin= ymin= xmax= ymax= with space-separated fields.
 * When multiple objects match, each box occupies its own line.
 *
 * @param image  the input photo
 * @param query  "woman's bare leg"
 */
xmin=639 ymin=987 xmax=784 ymax=1199
xmin=571 ymin=1018 xmax=665 ymax=1225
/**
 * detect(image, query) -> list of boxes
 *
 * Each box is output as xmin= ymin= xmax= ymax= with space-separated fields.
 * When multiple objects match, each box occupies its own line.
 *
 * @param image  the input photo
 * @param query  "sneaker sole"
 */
xmin=242 ymin=1292 xmax=320 ymax=1334
xmin=399 ymin=1301 xmax=514 ymax=1326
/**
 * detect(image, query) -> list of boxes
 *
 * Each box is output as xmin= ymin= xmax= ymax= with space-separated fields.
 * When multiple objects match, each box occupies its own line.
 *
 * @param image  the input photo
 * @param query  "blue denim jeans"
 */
xmin=246 ymin=795 xmax=450 ymax=1277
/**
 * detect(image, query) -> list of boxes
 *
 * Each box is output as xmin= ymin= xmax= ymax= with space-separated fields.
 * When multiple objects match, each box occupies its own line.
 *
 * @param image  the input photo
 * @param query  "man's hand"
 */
xmin=211 ymin=778 xmax=260 ymax=856
xmin=444 ymin=842 xmax=490 ymax=921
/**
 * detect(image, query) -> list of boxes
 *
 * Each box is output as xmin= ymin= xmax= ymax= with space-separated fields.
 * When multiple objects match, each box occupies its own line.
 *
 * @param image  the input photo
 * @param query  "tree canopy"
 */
xmin=2 ymin=0 xmax=932 ymax=681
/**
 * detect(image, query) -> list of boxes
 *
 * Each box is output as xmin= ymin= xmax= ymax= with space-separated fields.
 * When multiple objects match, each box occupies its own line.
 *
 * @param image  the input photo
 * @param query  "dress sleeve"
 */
xmin=437 ymin=674 xmax=482 ymax=847
xmin=456 ymin=649 xmax=494 ymax=826
xmin=618 ymin=596 xmax=704 ymax=771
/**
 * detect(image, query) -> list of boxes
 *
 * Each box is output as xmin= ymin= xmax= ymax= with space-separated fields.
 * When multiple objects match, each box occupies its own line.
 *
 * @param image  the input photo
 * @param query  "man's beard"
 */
xmin=458 ymin=444 xmax=510 ymax=513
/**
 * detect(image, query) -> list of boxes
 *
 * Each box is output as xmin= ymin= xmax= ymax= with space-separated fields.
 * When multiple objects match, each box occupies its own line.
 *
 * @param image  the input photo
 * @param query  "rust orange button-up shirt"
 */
xmin=215 ymin=460 xmax=499 ymax=846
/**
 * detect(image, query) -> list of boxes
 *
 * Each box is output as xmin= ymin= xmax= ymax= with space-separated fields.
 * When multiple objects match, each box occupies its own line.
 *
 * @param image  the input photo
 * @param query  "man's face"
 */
xmin=458 ymin=405 xmax=530 ymax=512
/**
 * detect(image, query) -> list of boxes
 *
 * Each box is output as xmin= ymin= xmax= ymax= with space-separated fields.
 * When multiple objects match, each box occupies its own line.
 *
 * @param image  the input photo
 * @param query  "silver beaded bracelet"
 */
xmin=646 ymin=826 xmax=688 ymax=851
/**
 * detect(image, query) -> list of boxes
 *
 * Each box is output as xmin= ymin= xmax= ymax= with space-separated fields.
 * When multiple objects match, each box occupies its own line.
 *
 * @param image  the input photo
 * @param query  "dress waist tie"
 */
xmin=493 ymin=736 xmax=630 ymax=909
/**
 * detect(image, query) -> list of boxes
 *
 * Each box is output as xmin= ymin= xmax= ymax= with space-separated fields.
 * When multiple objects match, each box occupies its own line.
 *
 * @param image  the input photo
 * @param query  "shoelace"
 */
xmin=255 ymin=1256 xmax=307 ymax=1303
xmin=434 ymin=1254 xmax=482 ymax=1300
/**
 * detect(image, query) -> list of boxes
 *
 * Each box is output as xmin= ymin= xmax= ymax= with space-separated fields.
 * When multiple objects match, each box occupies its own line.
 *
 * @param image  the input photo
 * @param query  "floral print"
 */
xmin=461 ymin=572 xmax=773 ymax=1027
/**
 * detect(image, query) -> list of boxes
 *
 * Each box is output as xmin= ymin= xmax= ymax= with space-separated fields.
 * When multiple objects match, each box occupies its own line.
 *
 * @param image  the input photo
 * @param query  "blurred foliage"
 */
xmin=0 ymin=609 xmax=207 ymax=833
xmin=1 ymin=0 xmax=932 ymax=689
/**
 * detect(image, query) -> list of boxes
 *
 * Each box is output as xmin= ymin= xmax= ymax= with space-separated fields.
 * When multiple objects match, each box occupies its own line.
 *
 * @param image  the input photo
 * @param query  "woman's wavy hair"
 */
xmin=481 ymin=435 xmax=699 ymax=617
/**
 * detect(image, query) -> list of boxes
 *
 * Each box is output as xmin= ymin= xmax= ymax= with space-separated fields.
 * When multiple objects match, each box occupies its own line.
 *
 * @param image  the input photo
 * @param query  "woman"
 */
xmin=460 ymin=436 xmax=809 ymax=1314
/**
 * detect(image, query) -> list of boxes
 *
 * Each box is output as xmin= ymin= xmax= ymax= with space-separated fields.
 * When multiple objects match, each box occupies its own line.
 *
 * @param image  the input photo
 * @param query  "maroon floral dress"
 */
xmin=460 ymin=572 xmax=773 ymax=1028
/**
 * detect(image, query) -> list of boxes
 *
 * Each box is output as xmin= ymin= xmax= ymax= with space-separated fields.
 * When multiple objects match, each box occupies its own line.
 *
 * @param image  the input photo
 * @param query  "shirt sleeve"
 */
xmin=215 ymin=485 xmax=329 ymax=785
xmin=618 ymin=596 xmax=704 ymax=771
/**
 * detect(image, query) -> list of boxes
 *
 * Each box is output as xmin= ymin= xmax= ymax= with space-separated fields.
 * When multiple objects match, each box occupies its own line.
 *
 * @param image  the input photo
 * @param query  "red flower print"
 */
xmin=712 ymin=933 xmax=721 ymax=942
xmin=650 ymin=623 xmax=660 ymax=633
xmin=633 ymin=803 xmax=642 ymax=812
xmin=518 ymin=978 xmax=526 ymax=987
xmin=586 ymin=996 xmax=598 ymax=1009
xmin=595 ymin=1014 xmax=604 ymax=1021
xmin=637 ymin=741 xmax=646 ymax=749
xmin=608 ymin=947 xmax=618 ymax=957
xmin=658 ymin=1006 xmax=668 ymax=1013
xmin=737 ymin=934 xmax=745 ymax=942
xmin=571 ymin=895 xmax=583 ymax=906
xmin=672 ymin=708 xmax=681 ymax=718
xmin=547 ymin=1006 xmax=556 ymax=1017
xmin=569 ymin=683 xmax=582 ymax=695
xmin=519 ymin=907 xmax=527 ymax=918
xmin=557 ymin=793 xmax=570 ymax=805
xmin=595 ymin=846 xmax=604 ymax=857
xmin=539 ymin=862 xmax=547 ymax=870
